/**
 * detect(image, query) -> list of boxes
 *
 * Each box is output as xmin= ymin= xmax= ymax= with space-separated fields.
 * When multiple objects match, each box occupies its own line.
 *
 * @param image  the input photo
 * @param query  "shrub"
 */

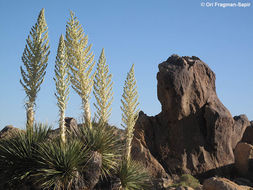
xmin=171 ymin=174 xmax=200 ymax=188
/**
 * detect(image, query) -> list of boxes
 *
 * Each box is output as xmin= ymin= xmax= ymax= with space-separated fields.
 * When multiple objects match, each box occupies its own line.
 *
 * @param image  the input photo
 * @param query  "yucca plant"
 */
xmin=54 ymin=34 xmax=70 ymax=143
xmin=20 ymin=8 xmax=50 ymax=131
xmin=117 ymin=159 xmax=151 ymax=190
xmin=33 ymin=138 xmax=89 ymax=190
xmin=93 ymin=48 xmax=113 ymax=124
xmin=121 ymin=64 xmax=139 ymax=161
xmin=117 ymin=65 xmax=152 ymax=190
xmin=77 ymin=122 xmax=122 ymax=178
xmin=0 ymin=123 xmax=51 ymax=188
xmin=65 ymin=11 xmax=95 ymax=129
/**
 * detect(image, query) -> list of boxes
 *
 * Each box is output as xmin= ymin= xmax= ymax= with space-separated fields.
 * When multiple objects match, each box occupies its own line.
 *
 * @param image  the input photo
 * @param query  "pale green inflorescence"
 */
xmin=93 ymin=48 xmax=113 ymax=125
xmin=65 ymin=11 xmax=95 ymax=129
xmin=20 ymin=8 xmax=50 ymax=131
xmin=54 ymin=35 xmax=70 ymax=143
xmin=121 ymin=64 xmax=140 ymax=161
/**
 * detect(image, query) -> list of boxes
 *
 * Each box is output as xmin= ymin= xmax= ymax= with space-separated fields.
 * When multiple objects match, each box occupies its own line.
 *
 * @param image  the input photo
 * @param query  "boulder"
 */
xmin=65 ymin=117 xmax=79 ymax=133
xmin=83 ymin=151 xmax=102 ymax=189
xmin=132 ymin=55 xmax=250 ymax=179
xmin=241 ymin=122 xmax=253 ymax=145
xmin=49 ymin=117 xmax=79 ymax=138
xmin=232 ymin=116 xmax=251 ymax=149
xmin=203 ymin=177 xmax=250 ymax=190
xmin=0 ymin=125 xmax=22 ymax=139
xmin=234 ymin=142 xmax=253 ymax=177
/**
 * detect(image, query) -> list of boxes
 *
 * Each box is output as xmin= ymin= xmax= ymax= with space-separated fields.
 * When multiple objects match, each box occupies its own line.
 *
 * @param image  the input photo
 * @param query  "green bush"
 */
xmin=171 ymin=174 xmax=200 ymax=188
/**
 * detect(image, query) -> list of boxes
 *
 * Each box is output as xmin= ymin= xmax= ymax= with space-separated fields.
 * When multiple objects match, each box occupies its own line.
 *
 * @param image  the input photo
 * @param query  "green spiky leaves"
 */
xmin=34 ymin=139 xmax=89 ymax=189
xmin=121 ymin=64 xmax=139 ymax=161
xmin=0 ymin=123 xmax=51 ymax=187
xmin=65 ymin=11 xmax=95 ymax=128
xmin=54 ymin=35 xmax=70 ymax=143
xmin=118 ymin=159 xmax=151 ymax=190
xmin=20 ymin=8 xmax=50 ymax=129
xmin=94 ymin=48 xmax=113 ymax=124
xmin=77 ymin=122 xmax=122 ymax=178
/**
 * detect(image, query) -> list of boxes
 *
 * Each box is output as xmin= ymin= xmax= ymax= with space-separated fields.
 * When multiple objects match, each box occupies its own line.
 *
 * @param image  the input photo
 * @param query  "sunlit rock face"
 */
xmin=132 ymin=54 xmax=250 ymax=179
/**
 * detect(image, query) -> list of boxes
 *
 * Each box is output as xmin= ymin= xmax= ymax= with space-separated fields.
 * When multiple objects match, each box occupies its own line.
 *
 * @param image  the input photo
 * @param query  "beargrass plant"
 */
xmin=93 ymin=48 xmax=113 ymax=124
xmin=65 ymin=11 xmax=95 ymax=129
xmin=20 ymin=8 xmax=50 ymax=131
xmin=0 ymin=123 xmax=51 ymax=188
xmin=120 ymin=64 xmax=140 ymax=161
xmin=33 ymin=138 xmax=90 ymax=190
xmin=77 ymin=121 xmax=122 ymax=178
xmin=11 ymin=8 xmax=152 ymax=189
xmin=54 ymin=34 xmax=70 ymax=144
xmin=118 ymin=65 xmax=152 ymax=189
xmin=117 ymin=159 xmax=151 ymax=190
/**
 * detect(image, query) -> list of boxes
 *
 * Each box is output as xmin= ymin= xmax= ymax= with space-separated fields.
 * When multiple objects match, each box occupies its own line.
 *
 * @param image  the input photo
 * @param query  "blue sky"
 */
xmin=0 ymin=0 xmax=252 ymax=129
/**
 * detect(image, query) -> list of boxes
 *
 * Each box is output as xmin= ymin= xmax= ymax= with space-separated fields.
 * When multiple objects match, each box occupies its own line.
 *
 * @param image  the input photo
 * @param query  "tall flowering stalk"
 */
xmin=93 ymin=48 xmax=113 ymax=125
xmin=121 ymin=64 xmax=139 ymax=161
xmin=54 ymin=35 xmax=70 ymax=143
xmin=65 ymin=11 xmax=95 ymax=128
xmin=20 ymin=8 xmax=50 ymax=131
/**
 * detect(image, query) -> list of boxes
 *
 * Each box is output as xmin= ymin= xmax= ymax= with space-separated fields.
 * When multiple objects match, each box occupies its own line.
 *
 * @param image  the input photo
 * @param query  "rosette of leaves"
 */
xmin=0 ymin=123 xmax=51 ymax=188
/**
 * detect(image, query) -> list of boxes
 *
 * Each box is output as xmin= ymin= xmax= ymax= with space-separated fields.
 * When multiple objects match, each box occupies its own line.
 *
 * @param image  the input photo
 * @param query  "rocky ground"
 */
xmin=1 ymin=54 xmax=253 ymax=190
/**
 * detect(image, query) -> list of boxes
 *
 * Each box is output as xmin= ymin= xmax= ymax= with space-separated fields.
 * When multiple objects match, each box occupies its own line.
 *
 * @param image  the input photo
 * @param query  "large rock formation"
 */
xmin=132 ymin=55 xmax=250 ymax=179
